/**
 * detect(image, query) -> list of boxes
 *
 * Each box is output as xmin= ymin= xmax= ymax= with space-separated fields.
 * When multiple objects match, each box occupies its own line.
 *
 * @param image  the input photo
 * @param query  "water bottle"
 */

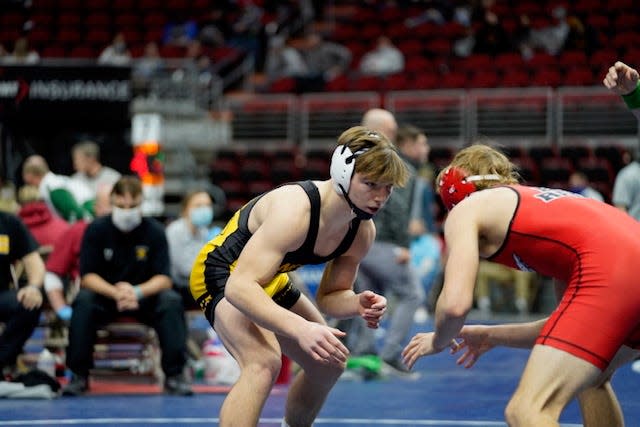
xmin=202 ymin=337 xmax=224 ymax=385
xmin=37 ymin=348 xmax=56 ymax=378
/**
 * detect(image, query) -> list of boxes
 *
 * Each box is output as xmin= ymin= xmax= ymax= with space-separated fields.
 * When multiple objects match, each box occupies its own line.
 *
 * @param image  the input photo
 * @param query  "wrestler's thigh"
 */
xmin=514 ymin=344 xmax=602 ymax=411
xmin=213 ymin=298 xmax=281 ymax=367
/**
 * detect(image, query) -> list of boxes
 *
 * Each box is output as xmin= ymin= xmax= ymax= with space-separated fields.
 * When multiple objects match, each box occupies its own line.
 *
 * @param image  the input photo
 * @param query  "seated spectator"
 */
xmin=0 ymin=211 xmax=45 ymax=378
xmin=359 ymin=36 xmax=405 ymax=76
xmin=198 ymin=7 xmax=229 ymax=48
xmin=264 ymin=35 xmax=309 ymax=80
xmin=44 ymin=184 xmax=112 ymax=322
xmin=132 ymin=42 xmax=167 ymax=89
xmin=98 ymin=32 xmax=131 ymax=66
xmin=70 ymin=141 xmax=121 ymax=196
xmin=523 ymin=6 xmax=570 ymax=56
xmin=473 ymin=10 xmax=510 ymax=56
xmin=227 ymin=0 xmax=265 ymax=68
xmin=475 ymin=260 xmax=538 ymax=315
xmin=16 ymin=185 xmax=70 ymax=255
xmin=22 ymin=155 xmax=94 ymax=223
xmin=302 ymin=31 xmax=351 ymax=83
xmin=568 ymin=171 xmax=604 ymax=202
xmin=62 ymin=176 xmax=192 ymax=396
xmin=2 ymin=37 xmax=39 ymax=65
xmin=165 ymin=190 xmax=218 ymax=309
xmin=173 ymin=40 xmax=210 ymax=83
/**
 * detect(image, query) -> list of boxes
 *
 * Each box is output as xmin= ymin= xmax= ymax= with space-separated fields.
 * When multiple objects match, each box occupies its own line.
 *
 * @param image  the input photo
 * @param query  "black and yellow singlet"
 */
xmin=190 ymin=180 xmax=361 ymax=324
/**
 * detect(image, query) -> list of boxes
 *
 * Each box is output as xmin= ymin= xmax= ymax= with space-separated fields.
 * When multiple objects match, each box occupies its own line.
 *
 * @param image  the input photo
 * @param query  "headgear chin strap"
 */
xmin=330 ymin=144 xmax=373 ymax=220
xmin=438 ymin=166 xmax=502 ymax=211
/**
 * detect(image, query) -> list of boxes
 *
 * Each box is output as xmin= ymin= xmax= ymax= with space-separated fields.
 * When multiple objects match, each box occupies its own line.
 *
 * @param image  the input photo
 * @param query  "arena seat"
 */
xmin=559 ymin=145 xmax=593 ymax=167
xmin=538 ymin=158 xmax=574 ymax=185
xmin=576 ymin=157 xmax=614 ymax=184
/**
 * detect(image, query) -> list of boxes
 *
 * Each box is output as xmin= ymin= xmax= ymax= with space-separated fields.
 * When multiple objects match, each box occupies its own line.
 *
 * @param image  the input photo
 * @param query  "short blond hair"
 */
xmin=436 ymin=144 xmax=520 ymax=192
xmin=337 ymin=126 xmax=409 ymax=188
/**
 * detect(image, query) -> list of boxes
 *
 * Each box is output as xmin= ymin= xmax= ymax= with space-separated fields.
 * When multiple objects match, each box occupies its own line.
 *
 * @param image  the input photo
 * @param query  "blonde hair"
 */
xmin=22 ymin=155 xmax=49 ymax=177
xmin=337 ymin=126 xmax=409 ymax=188
xmin=18 ymin=185 xmax=42 ymax=204
xmin=436 ymin=144 xmax=520 ymax=192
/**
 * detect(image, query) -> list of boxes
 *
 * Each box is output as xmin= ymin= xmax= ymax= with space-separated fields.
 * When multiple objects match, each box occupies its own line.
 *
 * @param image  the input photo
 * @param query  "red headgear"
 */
xmin=438 ymin=167 xmax=501 ymax=211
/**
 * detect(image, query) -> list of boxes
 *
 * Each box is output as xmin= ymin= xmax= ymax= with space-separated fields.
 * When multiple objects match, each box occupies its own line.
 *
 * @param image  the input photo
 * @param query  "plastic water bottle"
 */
xmin=37 ymin=348 xmax=56 ymax=378
xmin=202 ymin=337 xmax=224 ymax=385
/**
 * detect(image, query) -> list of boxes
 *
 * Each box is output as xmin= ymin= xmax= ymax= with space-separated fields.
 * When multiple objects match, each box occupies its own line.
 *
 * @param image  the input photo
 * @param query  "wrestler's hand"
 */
xmin=603 ymin=61 xmax=639 ymax=95
xmin=402 ymin=332 xmax=447 ymax=369
xmin=358 ymin=290 xmax=387 ymax=329
xmin=298 ymin=322 xmax=349 ymax=365
xmin=452 ymin=325 xmax=495 ymax=369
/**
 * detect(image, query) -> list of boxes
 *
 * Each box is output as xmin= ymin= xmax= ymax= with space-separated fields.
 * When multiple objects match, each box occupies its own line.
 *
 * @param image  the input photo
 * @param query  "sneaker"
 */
xmin=381 ymin=359 xmax=421 ymax=380
xmin=413 ymin=307 xmax=430 ymax=324
xmin=164 ymin=374 xmax=193 ymax=396
xmin=62 ymin=373 xmax=88 ymax=396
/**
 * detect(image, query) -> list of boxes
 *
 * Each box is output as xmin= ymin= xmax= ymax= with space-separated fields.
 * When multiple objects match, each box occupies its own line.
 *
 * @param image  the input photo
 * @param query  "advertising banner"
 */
xmin=0 ymin=64 xmax=131 ymax=125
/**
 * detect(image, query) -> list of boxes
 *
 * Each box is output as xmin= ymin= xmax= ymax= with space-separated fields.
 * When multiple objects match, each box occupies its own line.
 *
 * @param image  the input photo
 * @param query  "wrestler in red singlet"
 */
xmin=488 ymin=185 xmax=640 ymax=369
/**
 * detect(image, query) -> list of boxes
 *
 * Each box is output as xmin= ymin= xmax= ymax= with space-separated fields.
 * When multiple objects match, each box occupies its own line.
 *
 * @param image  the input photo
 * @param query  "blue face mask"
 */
xmin=190 ymin=206 xmax=213 ymax=228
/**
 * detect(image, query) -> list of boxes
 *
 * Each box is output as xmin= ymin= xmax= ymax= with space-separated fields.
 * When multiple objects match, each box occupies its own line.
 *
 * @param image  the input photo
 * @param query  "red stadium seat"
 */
xmin=538 ymin=158 xmax=574 ymax=185
xmin=563 ymin=68 xmax=596 ymax=86
xmin=501 ymin=69 xmax=531 ymax=88
xmin=530 ymin=69 xmax=562 ymax=87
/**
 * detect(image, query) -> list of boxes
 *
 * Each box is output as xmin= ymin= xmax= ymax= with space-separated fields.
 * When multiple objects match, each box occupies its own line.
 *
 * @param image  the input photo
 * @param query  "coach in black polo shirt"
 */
xmin=0 ymin=211 xmax=45 ymax=376
xmin=62 ymin=176 xmax=192 ymax=396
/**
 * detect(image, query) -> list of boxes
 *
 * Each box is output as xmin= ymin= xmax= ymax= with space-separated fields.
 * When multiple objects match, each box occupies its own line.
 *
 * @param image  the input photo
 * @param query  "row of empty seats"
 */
xmin=209 ymin=144 xmax=628 ymax=219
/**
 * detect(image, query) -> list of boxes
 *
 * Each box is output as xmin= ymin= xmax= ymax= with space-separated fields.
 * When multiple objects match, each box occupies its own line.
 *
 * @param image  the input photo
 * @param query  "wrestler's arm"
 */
xmin=401 ymin=202 xmax=480 ymax=368
xmin=603 ymin=60 xmax=640 ymax=120
xmin=431 ymin=201 xmax=480 ymax=351
xmin=224 ymin=187 xmax=310 ymax=338
xmin=453 ymin=279 xmax=568 ymax=366
xmin=315 ymin=222 xmax=386 ymax=327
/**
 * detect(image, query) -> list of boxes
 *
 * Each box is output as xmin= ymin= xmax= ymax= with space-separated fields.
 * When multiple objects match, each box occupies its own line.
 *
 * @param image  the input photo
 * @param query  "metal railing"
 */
xmin=222 ymin=87 xmax=640 ymax=150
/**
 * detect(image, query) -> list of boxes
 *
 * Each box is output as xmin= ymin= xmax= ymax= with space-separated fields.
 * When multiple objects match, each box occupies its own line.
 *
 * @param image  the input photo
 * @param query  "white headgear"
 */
xmin=330 ymin=144 xmax=370 ymax=195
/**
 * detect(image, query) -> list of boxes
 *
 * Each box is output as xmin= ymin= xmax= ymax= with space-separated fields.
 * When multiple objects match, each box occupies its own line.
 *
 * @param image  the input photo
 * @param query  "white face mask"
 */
xmin=112 ymin=206 xmax=142 ymax=232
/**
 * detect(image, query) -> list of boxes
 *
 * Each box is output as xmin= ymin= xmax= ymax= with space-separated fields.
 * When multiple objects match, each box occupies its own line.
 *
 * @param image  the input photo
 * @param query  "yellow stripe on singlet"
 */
xmin=189 ymin=209 xmax=290 ymax=307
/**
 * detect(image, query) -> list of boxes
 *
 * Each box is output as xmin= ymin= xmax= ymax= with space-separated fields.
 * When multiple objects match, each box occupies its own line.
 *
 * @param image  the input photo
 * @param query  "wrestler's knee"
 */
xmin=243 ymin=352 xmax=283 ymax=386
xmin=505 ymin=393 xmax=535 ymax=426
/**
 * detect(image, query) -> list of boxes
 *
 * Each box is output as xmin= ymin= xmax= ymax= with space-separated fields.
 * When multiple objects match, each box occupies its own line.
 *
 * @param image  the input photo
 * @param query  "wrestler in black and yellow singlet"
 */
xmin=190 ymin=181 xmax=361 ymax=325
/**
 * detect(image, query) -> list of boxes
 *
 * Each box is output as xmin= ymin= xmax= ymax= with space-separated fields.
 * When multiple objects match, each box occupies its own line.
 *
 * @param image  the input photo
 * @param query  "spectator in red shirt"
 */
xmin=17 ymin=185 xmax=70 ymax=254
xmin=44 ymin=185 xmax=112 ymax=321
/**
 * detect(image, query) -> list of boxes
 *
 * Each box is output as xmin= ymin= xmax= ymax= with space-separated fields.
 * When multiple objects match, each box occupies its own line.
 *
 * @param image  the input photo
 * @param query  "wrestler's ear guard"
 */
xmin=330 ymin=145 xmax=368 ymax=195
xmin=438 ymin=166 xmax=501 ymax=210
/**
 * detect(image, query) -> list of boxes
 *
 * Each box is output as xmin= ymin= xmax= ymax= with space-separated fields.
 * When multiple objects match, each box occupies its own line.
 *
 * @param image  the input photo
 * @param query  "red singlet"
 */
xmin=489 ymin=185 xmax=640 ymax=370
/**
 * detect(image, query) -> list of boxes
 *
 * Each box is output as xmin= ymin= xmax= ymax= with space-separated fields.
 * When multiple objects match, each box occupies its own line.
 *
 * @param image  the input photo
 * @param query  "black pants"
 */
xmin=66 ymin=289 xmax=187 ymax=377
xmin=0 ymin=288 xmax=42 ymax=369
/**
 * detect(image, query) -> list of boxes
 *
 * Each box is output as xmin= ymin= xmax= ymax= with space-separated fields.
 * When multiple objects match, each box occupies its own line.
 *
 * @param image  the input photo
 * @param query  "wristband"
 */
xmin=134 ymin=286 xmax=143 ymax=300
xmin=622 ymin=81 xmax=640 ymax=109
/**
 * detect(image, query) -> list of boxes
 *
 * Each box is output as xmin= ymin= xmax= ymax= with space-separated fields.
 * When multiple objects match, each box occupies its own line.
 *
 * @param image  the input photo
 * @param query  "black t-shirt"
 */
xmin=79 ymin=216 xmax=170 ymax=285
xmin=0 ymin=212 xmax=39 ymax=291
